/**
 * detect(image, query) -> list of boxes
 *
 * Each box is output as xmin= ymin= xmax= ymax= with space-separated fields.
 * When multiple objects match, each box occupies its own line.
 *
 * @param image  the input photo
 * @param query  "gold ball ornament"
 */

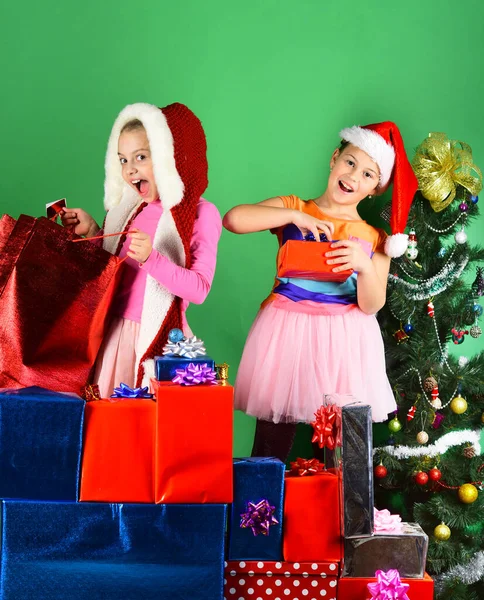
xmin=417 ymin=431 xmax=429 ymax=444
xmin=450 ymin=395 xmax=468 ymax=414
xmin=481 ymin=412 xmax=484 ymax=424
xmin=434 ymin=522 xmax=451 ymax=541
xmin=458 ymin=483 xmax=479 ymax=504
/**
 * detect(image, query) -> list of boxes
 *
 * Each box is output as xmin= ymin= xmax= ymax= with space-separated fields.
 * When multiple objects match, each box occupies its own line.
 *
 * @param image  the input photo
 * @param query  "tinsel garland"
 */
xmin=388 ymin=253 xmax=469 ymax=300
xmin=374 ymin=430 xmax=481 ymax=459
xmin=434 ymin=551 xmax=484 ymax=592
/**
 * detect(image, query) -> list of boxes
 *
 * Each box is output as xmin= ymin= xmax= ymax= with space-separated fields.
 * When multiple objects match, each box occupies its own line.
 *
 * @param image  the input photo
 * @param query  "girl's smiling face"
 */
xmin=118 ymin=128 xmax=159 ymax=203
xmin=327 ymin=144 xmax=380 ymax=206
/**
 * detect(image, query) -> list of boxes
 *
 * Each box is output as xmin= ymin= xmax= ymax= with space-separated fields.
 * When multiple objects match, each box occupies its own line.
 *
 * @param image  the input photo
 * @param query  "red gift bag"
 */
xmin=0 ymin=214 xmax=122 ymax=392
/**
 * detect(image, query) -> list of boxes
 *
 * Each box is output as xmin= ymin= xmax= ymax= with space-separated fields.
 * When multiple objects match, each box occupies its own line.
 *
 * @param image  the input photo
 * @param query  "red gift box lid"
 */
xmin=225 ymin=560 xmax=340 ymax=577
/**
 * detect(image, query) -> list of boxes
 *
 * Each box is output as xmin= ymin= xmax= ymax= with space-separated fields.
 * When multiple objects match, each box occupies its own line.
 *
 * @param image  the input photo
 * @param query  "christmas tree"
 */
xmin=374 ymin=133 xmax=484 ymax=600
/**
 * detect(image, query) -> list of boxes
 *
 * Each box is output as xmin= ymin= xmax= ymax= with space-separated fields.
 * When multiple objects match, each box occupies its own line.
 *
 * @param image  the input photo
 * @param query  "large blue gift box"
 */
xmin=0 ymin=387 xmax=85 ymax=500
xmin=154 ymin=355 xmax=216 ymax=381
xmin=228 ymin=457 xmax=285 ymax=560
xmin=0 ymin=500 xmax=227 ymax=600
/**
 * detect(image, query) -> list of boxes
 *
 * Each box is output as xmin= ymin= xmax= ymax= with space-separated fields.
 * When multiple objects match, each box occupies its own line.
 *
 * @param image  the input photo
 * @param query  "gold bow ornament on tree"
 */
xmin=412 ymin=132 xmax=482 ymax=212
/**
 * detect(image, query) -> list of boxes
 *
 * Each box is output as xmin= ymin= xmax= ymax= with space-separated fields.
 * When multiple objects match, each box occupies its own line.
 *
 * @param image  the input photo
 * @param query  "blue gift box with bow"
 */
xmin=154 ymin=356 xmax=216 ymax=382
xmin=228 ymin=457 xmax=285 ymax=560
xmin=0 ymin=386 xmax=85 ymax=501
xmin=0 ymin=500 xmax=227 ymax=599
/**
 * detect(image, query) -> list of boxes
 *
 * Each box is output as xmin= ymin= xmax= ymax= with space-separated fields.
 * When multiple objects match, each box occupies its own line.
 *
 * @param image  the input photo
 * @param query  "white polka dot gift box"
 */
xmin=224 ymin=559 xmax=340 ymax=600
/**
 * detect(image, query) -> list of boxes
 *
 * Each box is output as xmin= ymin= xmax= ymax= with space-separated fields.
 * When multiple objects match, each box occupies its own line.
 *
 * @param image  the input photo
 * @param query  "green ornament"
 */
xmin=388 ymin=416 xmax=402 ymax=433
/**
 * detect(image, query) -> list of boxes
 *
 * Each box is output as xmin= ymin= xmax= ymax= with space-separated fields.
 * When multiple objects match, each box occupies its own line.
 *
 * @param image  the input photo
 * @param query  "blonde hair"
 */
xmin=120 ymin=119 xmax=144 ymax=134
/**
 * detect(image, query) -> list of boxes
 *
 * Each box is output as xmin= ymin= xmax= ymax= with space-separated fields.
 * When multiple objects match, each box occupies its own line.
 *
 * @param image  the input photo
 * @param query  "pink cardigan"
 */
xmin=111 ymin=197 xmax=221 ymax=331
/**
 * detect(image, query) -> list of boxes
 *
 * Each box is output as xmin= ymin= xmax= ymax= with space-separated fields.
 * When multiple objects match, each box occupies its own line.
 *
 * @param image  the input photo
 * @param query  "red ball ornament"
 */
xmin=375 ymin=464 xmax=388 ymax=479
xmin=415 ymin=471 xmax=429 ymax=485
xmin=429 ymin=467 xmax=442 ymax=481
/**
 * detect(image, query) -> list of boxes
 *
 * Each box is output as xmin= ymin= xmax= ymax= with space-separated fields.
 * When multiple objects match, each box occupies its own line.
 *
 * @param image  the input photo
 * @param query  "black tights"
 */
xmin=251 ymin=420 xmax=297 ymax=463
xmin=251 ymin=419 xmax=335 ymax=466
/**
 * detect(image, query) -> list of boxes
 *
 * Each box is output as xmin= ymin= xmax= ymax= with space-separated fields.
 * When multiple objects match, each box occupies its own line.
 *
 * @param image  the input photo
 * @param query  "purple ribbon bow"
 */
xmin=172 ymin=363 xmax=217 ymax=386
xmin=110 ymin=383 xmax=153 ymax=399
xmin=367 ymin=569 xmax=410 ymax=600
xmin=240 ymin=499 xmax=279 ymax=536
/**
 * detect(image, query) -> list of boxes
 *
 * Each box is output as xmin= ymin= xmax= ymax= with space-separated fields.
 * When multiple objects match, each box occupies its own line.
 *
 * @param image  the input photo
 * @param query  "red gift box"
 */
xmin=277 ymin=240 xmax=353 ymax=282
xmin=152 ymin=380 xmax=233 ymax=503
xmin=337 ymin=572 xmax=434 ymax=599
xmin=283 ymin=471 xmax=342 ymax=562
xmin=225 ymin=560 xmax=340 ymax=600
xmin=79 ymin=399 xmax=155 ymax=503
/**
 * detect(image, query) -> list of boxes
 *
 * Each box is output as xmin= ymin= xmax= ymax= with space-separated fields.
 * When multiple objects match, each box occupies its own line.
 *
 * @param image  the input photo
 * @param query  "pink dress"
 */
xmin=94 ymin=197 xmax=221 ymax=397
xmin=234 ymin=195 xmax=397 ymax=424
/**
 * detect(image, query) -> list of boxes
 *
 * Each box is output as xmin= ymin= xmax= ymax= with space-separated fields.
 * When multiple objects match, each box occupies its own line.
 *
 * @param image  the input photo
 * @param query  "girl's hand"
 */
xmin=60 ymin=208 xmax=98 ymax=237
xmin=325 ymin=239 xmax=372 ymax=273
xmin=291 ymin=211 xmax=334 ymax=241
xmin=128 ymin=229 xmax=153 ymax=263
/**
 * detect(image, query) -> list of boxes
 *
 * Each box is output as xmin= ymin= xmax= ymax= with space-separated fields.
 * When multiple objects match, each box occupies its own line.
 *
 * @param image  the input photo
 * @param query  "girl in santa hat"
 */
xmin=61 ymin=102 xmax=221 ymax=397
xmin=224 ymin=122 xmax=418 ymax=461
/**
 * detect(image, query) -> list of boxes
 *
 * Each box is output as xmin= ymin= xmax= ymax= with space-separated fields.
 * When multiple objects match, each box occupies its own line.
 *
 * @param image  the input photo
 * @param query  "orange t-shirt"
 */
xmin=263 ymin=195 xmax=387 ymax=307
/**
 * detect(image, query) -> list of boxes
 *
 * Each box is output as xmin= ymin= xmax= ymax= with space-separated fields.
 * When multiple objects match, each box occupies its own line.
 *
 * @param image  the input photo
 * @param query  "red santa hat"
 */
xmin=338 ymin=121 xmax=418 ymax=258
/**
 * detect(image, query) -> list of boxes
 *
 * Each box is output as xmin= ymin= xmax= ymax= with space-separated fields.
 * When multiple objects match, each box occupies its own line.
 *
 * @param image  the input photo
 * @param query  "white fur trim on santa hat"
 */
xmin=339 ymin=126 xmax=396 ymax=188
xmin=385 ymin=233 xmax=409 ymax=258
xmin=104 ymin=103 xmax=185 ymax=212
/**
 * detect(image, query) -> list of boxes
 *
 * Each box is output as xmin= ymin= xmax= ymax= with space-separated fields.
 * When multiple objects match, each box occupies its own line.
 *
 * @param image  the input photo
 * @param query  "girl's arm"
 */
xmin=140 ymin=201 xmax=222 ymax=304
xmin=325 ymin=241 xmax=391 ymax=314
xmin=223 ymin=197 xmax=334 ymax=241
xmin=355 ymin=252 xmax=391 ymax=314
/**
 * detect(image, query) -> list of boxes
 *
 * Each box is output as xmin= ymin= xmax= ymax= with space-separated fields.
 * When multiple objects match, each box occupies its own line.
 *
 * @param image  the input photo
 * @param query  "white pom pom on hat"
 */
xmin=339 ymin=121 xmax=418 ymax=257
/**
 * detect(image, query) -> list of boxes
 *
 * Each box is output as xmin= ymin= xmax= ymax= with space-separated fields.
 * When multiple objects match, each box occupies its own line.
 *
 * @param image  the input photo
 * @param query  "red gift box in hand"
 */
xmin=277 ymin=240 xmax=353 ymax=282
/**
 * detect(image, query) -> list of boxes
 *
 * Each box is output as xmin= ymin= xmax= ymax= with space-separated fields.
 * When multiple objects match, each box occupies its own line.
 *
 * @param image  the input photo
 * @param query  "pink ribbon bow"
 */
xmin=373 ymin=508 xmax=403 ymax=534
xmin=367 ymin=569 xmax=410 ymax=600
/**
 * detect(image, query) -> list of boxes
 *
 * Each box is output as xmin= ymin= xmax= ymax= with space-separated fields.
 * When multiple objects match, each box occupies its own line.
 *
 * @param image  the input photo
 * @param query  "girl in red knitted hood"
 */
xmin=62 ymin=102 xmax=221 ymax=395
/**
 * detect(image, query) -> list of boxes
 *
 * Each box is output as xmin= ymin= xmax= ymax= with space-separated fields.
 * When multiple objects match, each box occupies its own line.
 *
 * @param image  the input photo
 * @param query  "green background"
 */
xmin=2 ymin=0 xmax=483 ymax=456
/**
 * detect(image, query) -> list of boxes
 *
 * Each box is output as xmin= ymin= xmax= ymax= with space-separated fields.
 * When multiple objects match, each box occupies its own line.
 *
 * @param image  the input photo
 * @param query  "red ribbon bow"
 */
xmin=310 ymin=404 xmax=342 ymax=450
xmin=290 ymin=457 xmax=325 ymax=476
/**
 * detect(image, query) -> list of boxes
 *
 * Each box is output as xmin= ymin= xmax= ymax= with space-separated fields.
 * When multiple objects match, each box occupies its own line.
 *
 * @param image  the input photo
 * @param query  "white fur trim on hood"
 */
xmin=104 ymin=103 xmax=185 ymax=212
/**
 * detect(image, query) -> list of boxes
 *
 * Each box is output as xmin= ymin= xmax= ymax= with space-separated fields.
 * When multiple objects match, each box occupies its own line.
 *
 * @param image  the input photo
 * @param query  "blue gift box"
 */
xmin=0 ymin=500 xmax=227 ymax=600
xmin=154 ymin=355 xmax=216 ymax=381
xmin=0 ymin=386 xmax=85 ymax=501
xmin=228 ymin=457 xmax=285 ymax=560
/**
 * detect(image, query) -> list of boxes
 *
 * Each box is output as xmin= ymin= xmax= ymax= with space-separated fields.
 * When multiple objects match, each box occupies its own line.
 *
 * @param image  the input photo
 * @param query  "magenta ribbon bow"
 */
xmin=171 ymin=363 xmax=217 ymax=386
xmin=240 ymin=499 xmax=279 ymax=536
xmin=367 ymin=569 xmax=410 ymax=600
xmin=373 ymin=508 xmax=403 ymax=534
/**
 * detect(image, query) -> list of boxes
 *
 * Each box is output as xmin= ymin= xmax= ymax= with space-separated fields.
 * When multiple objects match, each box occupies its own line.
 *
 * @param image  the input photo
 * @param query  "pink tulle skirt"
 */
xmin=93 ymin=317 xmax=140 ymax=398
xmin=234 ymin=300 xmax=396 ymax=424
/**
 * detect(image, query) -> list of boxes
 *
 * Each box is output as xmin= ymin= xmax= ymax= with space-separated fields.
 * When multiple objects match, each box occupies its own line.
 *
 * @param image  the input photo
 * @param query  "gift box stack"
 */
xmin=336 ymin=404 xmax=434 ymax=600
xmin=0 ymin=272 xmax=232 ymax=600
xmin=224 ymin=402 xmax=434 ymax=600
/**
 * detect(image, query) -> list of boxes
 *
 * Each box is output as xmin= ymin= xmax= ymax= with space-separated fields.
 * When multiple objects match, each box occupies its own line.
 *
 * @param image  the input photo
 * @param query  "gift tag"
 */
xmin=46 ymin=198 xmax=66 ymax=220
